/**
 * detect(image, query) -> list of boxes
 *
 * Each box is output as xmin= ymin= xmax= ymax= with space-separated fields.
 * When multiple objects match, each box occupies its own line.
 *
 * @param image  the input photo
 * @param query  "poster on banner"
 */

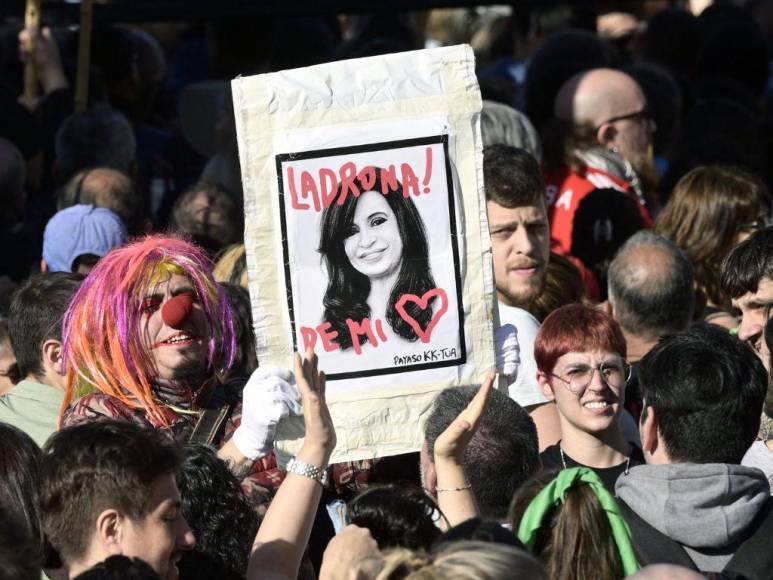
xmin=232 ymin=45 xmax=495 ymax=463
xmin=277 ymin=136 xmax=465 ymax=380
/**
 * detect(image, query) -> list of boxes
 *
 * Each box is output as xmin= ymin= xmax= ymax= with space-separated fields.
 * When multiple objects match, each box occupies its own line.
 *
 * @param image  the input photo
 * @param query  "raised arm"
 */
xmin=432 ymin=370 xmax=495 ymax=527
xmin=246 ymin=348 xmax=336 ymax=580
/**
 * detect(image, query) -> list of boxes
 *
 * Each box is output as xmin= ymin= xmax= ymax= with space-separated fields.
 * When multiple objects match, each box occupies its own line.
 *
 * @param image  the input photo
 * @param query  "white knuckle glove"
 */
xmin=495 ymin=323 xmax=520 ymax=380
xmin=231 ymin=366 xmax=302 ymax=460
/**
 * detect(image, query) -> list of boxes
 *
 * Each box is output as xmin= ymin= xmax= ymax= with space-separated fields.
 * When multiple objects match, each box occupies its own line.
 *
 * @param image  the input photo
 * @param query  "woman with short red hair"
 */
xmin=535 ymin=304 xmax=644 ymax=491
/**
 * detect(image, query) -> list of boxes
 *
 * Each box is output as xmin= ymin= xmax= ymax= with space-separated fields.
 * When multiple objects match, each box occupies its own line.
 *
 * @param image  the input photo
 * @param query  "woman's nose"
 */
xmin=358 ymin=228 xmax=376 ymax=247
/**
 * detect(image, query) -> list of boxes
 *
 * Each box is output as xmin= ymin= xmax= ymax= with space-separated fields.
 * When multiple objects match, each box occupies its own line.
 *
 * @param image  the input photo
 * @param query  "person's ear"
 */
xmin=537 ymin=371 xmax=555 ymax=401
xmin=42 ymin=339 xmax=65 ymax=376
xmin=424 ymin=461 xmax=437 ymax=497
xmin=600 ymin=300 xmax=614 ymax=317
xmin=597 ymin=123 xmax=617 ymax=149
xmin=640 ymin=405 xmax=659 ymax=456
xmin=95 ymin=509 xmax=124 ymax=556
xmin=40 ymin=259 xmax=49 ymax=273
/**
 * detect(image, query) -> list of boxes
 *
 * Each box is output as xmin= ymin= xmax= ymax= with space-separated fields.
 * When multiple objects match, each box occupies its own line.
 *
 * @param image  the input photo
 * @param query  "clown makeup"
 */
xmin=139 ymin=273 xmax=209 ymax=384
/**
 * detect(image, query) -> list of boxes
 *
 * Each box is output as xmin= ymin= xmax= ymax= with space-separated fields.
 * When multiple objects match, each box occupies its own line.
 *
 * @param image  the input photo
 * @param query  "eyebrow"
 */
xmin=143 ymin=286 xmax=196 ymax=301
xmin=366 ymin=211 xmax=388 ymax=220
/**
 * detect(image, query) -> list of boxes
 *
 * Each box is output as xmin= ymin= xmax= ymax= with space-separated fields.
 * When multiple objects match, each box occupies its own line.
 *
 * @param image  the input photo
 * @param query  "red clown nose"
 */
xmin=162 ymin=292 xmax=195 ymax=328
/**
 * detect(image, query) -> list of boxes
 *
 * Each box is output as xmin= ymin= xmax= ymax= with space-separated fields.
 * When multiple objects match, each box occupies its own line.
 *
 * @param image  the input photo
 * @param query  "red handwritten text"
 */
xmin=286 ymin=147 xmax=434 ymax=212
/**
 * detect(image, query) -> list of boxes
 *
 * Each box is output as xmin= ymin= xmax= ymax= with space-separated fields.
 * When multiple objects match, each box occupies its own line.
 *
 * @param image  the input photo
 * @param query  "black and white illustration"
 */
xmin=276 ymin=136 xmax=466 ymax=379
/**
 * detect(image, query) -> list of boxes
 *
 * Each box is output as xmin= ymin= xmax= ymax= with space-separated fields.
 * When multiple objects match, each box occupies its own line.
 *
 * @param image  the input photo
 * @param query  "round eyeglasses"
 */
xmin=550 ymin=360 xmax=632 ymax=395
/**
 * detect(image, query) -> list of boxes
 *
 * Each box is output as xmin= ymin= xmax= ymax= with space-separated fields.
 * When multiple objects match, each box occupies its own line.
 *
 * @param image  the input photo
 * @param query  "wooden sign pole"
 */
xmin=22 ymin=0 xmax=42 ymax=106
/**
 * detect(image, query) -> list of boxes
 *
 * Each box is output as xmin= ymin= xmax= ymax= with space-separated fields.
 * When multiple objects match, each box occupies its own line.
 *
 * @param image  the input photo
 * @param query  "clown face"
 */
xmin=139 ymin=274 xmax=209 ymax=383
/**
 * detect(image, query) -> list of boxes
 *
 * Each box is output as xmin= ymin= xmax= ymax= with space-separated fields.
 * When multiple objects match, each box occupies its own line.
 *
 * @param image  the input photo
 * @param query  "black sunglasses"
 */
xmin=596 ymin=107 xmax=653 ymax=131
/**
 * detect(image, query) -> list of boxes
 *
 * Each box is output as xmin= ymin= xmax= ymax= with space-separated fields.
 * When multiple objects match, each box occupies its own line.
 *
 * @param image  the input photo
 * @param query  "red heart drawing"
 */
xmin=395 ymin=288 xmax=449 ymax=344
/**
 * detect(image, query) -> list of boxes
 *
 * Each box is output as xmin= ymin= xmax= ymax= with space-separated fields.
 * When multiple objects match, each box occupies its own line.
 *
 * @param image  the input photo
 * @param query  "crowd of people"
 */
xmin=1 ymin=2 xmax=773 ymax=579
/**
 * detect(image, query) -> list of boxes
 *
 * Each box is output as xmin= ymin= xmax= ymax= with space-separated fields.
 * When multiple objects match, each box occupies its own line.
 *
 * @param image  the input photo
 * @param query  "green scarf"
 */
xmin=516 ymin=467 xmax=640 ymax=577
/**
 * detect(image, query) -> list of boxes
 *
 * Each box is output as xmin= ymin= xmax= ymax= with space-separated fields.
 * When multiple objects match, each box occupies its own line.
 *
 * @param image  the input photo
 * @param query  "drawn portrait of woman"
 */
xmin=318 ymin=168 xmax=437 ymax=350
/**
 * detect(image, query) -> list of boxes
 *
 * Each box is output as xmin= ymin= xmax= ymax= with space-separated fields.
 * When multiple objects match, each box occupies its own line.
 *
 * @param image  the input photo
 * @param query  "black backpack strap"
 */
xmin=721 ymin=498 xmax=773 ymax=580
xmin=188 ymin=404 xmax=231 ymax=445
xmin=618 ymin=500 xmax=699 ymax=570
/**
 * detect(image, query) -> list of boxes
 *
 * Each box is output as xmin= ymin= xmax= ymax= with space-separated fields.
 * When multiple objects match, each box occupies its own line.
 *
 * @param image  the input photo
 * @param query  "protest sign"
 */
xmin=233 ymin=45 xmax=495 ymax=462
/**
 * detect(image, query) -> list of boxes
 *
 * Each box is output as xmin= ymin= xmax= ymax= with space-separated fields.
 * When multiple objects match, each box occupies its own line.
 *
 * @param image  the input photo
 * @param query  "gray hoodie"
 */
xmin=615 ymin=463 xmax=771 ymax=572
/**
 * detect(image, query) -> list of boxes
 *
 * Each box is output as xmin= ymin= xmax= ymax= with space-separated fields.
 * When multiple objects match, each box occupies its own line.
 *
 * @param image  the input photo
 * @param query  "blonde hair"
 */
xmin=213 ymin=244 xmax=248 ymax=288
xmin=364 ymin=541 xmax=546 ymax=580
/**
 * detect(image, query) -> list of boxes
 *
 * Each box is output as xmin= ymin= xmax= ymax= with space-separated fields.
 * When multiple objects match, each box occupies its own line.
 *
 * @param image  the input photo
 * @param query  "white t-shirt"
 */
xmin=497 ymin=302 xmax=549 ymax=408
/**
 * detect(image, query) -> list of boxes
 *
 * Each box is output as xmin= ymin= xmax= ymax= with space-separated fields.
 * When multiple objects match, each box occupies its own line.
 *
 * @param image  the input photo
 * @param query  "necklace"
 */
xmin=559 ymin=446 xmax=631 ymax=475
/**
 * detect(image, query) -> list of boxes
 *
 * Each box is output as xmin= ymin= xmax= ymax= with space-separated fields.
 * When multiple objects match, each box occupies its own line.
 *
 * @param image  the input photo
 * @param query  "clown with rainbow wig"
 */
xmin=60 ymin=235 xmax=288 ymax=502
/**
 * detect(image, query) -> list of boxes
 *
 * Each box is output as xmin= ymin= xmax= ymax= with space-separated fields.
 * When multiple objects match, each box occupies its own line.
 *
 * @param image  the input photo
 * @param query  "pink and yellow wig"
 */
xmin=61 ymin=235 xmax=237 ymax=426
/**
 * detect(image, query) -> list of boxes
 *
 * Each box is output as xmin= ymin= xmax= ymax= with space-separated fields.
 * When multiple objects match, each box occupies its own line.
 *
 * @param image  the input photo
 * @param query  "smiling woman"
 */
xmin=318 ymin=169 xmax=437 ymax=350
xmin=534 ymin=304 xmax=644 ymax=491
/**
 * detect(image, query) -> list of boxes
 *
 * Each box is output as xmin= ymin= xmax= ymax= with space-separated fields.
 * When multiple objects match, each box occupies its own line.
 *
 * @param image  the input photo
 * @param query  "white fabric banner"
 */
xmin=233 ymin=44 xmax=495 ymax=463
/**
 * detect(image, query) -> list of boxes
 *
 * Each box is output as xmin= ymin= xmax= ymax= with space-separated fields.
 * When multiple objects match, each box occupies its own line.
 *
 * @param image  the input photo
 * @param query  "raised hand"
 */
xmin=295 ymin=347 xmax=336 ymax=468
xmin=434 ymin=370 xmax=495 ymax=464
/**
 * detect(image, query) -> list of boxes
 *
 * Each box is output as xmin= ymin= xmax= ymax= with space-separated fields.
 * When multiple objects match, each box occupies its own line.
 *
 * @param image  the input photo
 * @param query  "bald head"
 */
xmin=608 ymin=231 xmax=694 ymax=341
xmin=627 ymin=564 xmax=705 ymax=580
xmin=59 ymin=168 xmax=141 ymax=232
xmin=555 ymin=68 xmax=646 ymax=127
xmin=0 ymin=138 xmax=26 ymax=217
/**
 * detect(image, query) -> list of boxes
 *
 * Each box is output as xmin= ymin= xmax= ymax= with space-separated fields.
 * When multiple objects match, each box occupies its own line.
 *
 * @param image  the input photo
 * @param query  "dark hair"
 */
xmin=73 ymin=556 xmax=160 ymax=580
xmin=347 ymin=485 xmax=440 ymax=551
xmin=608 ymin=231 xmax=695 ymax=340
xmin=483 ymin=145 xmax=546 ymax=209
xmin=508 ymin=470 xmax=623 ymax=580
xmin=424 ymin=386 xmax=539 ymax=520
xmin=641 ymin=8 xmax=700 ymax=80
xmin=39 ymin=421 xmax=181 ymax=564
xmin=0 ymin=139 xmax=26 ymax=221
xmin=0 ymin=509 xmax=40 ymax=580
xmin=721 ymin=226 xmax=773 ymax=299
xmin=0 ymin=424 xmax=43 ymax=557
xmin=319 ymin=170 xmax=436 ymax=349
xmin=433 ymin=517 xmax=523 ymax=550
xmin=698 ymin=22 xmax=769 ymax=99
xmin=639 ymin=324 xmax=767 ymax=464
xmin=524 ymin=29 xmax=615 ymax=134
xmin=219 ymin=284 xmax=258 ymax=379
xmin=530 ymin=253 xmax=585 ymax=323
xmin=175 ymin=444 xmax=260 ymax=579
xmin=657 ymin=166 xmax=770 ymax=308
xmin=570 ymin=188 xmax=646 ymax=292
xmin=766 ymin=313 xmax=773 ymax=420
xmin=8 ymin=273 xmax=82 ymax=379
xmin=661 ymin=99 xmax=764 ymax=203
xmin=54 ymin=105 xmax=136 ymax=184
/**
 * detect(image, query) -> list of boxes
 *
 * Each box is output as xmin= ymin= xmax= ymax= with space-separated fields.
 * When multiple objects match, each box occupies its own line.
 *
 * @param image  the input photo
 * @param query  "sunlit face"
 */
xmin=606 ymin=90 xmax=656 ymax=182
xmin=733 ymin=276 xmax=773 ymax=369
xmin=119 ymin=474 xmax=195 ymax=580
xmin=343 ymin=190 xmax=404 ymax=280
xmin=539 ymin=349 xmax=626 ymax=436
xmin=139 ymin=273 xmax=209 ymax=382
xmin=0 ymin=339 xmax=15 ymax=395
xmin=487 ymin=201 xmax=550 ymax=308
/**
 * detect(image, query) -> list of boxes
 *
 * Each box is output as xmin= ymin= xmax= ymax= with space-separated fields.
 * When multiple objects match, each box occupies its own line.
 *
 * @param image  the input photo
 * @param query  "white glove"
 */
xmin=231 ymin=366 xmax=303 ymax=460
xmin=495 ymin=323 xmax=520 ymax=380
